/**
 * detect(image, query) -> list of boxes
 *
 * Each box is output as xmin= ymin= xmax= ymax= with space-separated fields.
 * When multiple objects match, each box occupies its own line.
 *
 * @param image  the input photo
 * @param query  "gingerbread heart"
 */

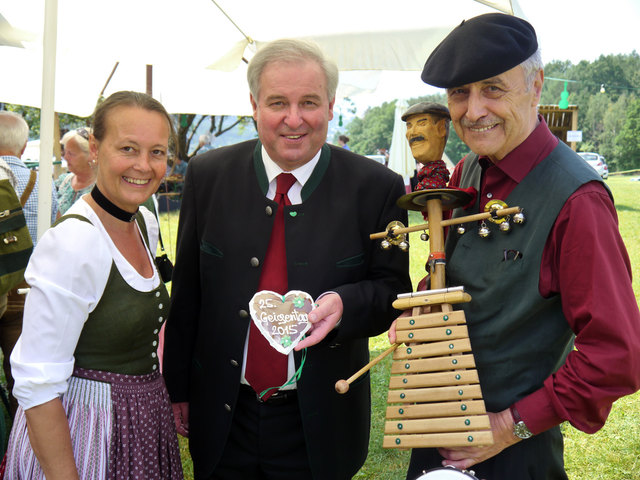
xmin=249 ymin=290 xmax=314 ymax=355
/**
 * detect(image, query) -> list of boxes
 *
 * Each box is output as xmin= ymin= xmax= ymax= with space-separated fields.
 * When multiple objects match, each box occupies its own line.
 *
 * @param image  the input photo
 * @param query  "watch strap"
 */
xmin=510 ymin=405 xmax=524 ymax=423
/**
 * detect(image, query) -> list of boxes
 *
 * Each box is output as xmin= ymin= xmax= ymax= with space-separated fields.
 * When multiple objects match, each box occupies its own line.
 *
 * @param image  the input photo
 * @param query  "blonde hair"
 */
xmin=247 ymin=39 xmax=339 ymax=101
xmin=61 ymin=128 xmax=92 ymax=154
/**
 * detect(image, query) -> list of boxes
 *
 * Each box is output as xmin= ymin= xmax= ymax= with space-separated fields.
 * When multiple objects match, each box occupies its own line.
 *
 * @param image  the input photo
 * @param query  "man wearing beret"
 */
xmin=394 ymin=12 xmax=640 ymax=479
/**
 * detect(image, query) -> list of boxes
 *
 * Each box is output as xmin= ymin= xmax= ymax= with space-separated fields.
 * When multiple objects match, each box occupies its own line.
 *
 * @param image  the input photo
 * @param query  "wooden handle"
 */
xmin=335 ymin=343 xmax=400 ymax=394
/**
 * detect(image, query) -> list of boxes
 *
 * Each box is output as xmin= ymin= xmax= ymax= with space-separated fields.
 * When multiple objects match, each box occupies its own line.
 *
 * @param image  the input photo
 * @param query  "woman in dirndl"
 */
xmin=4 ymin=91 xmax=183 ymax=480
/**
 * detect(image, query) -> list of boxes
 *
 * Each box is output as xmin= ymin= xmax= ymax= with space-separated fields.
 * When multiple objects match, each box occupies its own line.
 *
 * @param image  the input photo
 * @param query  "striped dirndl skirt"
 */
xmin=4 ymin=368 xmax=183 ymax=479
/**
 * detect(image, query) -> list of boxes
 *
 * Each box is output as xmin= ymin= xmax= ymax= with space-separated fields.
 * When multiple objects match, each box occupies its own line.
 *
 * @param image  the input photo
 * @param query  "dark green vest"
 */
xmin=444 ymin=142 xmax=607 ymax=411
xmin=55 ymin=212 xmax=169 ymax=375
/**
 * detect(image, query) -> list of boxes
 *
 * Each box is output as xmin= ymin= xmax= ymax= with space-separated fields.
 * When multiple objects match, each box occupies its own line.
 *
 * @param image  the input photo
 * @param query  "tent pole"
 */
xmin=38 ymin=0 xmax=57 ymax=241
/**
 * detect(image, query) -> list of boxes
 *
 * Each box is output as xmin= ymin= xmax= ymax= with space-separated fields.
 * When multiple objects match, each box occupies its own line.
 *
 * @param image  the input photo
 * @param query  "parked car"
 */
xmin=577 ymin=152 xmax=608 ymax=179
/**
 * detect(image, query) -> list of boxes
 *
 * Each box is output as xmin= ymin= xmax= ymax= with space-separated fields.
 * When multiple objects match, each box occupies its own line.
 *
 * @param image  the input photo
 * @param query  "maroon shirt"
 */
xmin=448 ymin=117 xmax=640 ymax=434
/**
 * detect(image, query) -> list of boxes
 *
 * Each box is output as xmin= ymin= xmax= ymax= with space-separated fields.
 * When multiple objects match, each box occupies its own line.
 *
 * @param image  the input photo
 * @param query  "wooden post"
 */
xmin=426 ymin=198 xmax=445 ymax=292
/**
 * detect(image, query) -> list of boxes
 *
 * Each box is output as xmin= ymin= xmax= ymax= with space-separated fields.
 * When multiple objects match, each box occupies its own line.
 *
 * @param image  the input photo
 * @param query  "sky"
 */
xmin=344 ymin=0 xmax=640 ymax=112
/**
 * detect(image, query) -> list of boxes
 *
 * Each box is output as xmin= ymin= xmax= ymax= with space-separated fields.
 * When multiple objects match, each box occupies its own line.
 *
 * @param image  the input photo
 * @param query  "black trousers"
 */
xmin=406 ymin=426 xmax=568 ymax=480
xmin=209 ymin=385 xmax=313 ymax=480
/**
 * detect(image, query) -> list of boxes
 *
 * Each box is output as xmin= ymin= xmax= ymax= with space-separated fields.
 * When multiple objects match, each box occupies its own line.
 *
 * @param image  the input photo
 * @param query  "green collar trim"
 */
xmin=253 ymin=142 xmax=331 ymax=201
xmin=253 ymin=141 xmax=269 ymax=195
xmin=301 ymin=144 xmax=330 ymax=202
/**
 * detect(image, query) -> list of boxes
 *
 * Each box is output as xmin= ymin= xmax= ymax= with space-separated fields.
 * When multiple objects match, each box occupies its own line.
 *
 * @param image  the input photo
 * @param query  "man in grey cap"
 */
xmin=392 ymin=12 xmax=640 ymax=480
xmin=403 ymin=102 xmax=450 ymax=166
xmin=402 ymin=102 xmax=450 ymax=191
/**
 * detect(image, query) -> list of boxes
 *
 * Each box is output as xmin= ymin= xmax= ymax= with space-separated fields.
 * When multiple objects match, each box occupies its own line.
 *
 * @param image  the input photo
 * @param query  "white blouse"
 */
xmin=10 ymin=198 xmax=161 ymax=410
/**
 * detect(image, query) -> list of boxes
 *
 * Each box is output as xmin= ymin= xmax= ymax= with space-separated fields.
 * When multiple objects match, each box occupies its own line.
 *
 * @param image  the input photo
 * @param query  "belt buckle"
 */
xmin=261 ymin=390 xmax=283 ymax=403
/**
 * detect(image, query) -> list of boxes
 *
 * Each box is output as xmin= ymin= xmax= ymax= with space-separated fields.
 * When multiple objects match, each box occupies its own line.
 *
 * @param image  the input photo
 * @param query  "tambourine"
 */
xmin=415 ymin=466 xmax=479 ymax=479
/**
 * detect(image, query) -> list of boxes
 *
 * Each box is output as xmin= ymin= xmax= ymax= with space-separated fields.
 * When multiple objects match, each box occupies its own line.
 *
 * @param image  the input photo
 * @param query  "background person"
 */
xmin=5 ymin=91 xmax=183 ymax=479
xmin=0 ymin=111 xmax=58 ymax=419
xmin=56 ymin=127 xmax=97 ymax=215
xmin=163 ymin=38 xmax=411 ymax=480
xmin=337 ymin=134 xmax=350 ymax=150
xmin=0 ymin=157 xmax=18 ymax=322
xmin=390 ymin=13 xmax=640 ymax=480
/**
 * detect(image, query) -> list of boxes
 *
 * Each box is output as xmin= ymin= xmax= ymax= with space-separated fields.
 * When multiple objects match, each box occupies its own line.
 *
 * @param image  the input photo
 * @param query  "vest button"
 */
xmin=486 ymin=192 xmax=493 ymax=199
xmin=239 ymin=310 xmax=249 ymax=318
xmin=230 ymin=359 xmax=239 ymax=367
xmin=224 ymin=404 xmax=232 ymax=412
xmin=250 ymin=257 xmax=260 ymax=267
xmin=265 ymin=206 xmax=273 ymax=216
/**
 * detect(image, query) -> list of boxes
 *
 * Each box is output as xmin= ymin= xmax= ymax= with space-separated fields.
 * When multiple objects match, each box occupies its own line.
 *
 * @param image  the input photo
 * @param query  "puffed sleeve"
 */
xmin=10 ymin=216 xmax=112 ymax=410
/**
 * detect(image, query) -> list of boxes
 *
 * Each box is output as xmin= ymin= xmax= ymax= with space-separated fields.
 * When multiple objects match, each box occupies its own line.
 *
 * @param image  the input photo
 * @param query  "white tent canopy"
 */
xmin=0 ymin=0 xmax=523 ymax=117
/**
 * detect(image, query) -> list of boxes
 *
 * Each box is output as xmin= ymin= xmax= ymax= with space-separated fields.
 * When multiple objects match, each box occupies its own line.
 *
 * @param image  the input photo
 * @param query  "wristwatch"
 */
xmin=510 ymin=405 xmax=533 ymax=439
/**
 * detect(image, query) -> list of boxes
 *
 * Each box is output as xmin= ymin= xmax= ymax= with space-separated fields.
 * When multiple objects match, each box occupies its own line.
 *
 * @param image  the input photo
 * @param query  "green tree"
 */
xmin=600 ymin=93 xmax=633 ymax=170
xmin=3 ymin=104 xmax=87 ymax=138
xmin=174 ymin=114 xmax=254 ymax=161
xmin=614 ymin=97 xmax=640 ymax=170
xmin=347 ymin=101 xmax=396 ymax=155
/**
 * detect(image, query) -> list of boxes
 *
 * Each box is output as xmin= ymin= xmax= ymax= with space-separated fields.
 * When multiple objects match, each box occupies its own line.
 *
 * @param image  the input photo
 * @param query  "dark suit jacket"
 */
xmin=163 ymin=140 xmax=411 ymax=479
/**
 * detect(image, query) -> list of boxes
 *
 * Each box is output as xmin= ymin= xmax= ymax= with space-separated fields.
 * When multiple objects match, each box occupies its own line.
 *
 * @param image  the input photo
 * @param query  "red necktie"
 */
xmin=245 ymin=173 xmax=297 ymax=399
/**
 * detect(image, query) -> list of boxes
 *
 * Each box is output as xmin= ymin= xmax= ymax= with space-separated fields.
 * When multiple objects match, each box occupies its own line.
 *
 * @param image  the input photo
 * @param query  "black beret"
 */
xmin=401 ymin=102 xmax=450 ymax=122
xmin=421 ymin=13 xmax=538 ymax=88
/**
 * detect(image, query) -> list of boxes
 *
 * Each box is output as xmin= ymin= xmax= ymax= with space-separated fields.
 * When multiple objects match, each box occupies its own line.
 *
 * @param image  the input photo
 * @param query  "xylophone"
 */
xmin=336 ymin=186 xmax=524 ymax=452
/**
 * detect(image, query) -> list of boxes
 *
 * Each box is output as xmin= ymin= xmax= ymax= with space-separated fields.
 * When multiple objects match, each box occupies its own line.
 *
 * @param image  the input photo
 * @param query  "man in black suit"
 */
xmin=163 ymin=38 xmax=411 ymax=479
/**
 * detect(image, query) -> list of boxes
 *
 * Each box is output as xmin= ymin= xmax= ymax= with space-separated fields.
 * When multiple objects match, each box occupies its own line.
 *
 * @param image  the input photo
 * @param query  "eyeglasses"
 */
xmin=76 ymin=128 xmax=90 ymax=141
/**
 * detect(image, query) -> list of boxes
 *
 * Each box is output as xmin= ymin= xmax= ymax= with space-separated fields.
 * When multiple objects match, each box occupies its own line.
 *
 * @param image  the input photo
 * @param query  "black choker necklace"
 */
xmin=91 ymin=185 xmax=138 ymax=222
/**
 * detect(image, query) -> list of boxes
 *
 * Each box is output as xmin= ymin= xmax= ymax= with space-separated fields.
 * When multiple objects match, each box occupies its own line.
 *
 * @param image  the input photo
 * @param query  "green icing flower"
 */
xmin=293 ymin=296 xmax=305 ymax=308
xmin=281 ymin=336 xmax=292 ymax=348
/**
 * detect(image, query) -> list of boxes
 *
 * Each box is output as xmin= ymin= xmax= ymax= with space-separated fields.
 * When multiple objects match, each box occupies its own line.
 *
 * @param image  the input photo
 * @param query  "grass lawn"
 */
xmin=160 ymin=175 xmax=640 ymax=479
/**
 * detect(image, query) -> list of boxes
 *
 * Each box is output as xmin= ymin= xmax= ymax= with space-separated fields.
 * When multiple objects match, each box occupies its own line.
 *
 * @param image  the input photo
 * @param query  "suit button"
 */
xmin=224 ymin=404 xmax=232 ymax=412
xmin=230 ymin=359 xmax=239 ymax=367
xmin=239 ymin=310 xmax=249 ymax=318
xmin=250 ymin=257 xmax=260 ymax=267
xmin=265 ymin=206 xmax=273 ymax=216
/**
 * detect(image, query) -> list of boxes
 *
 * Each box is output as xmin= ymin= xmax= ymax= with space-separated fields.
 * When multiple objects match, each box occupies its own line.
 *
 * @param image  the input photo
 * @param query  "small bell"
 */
xmin=478 ymin=221 xmax=490 ymax=238
xmin=420 ymin=232 xmax=429 ymax=241
xmin=499 ymin=221 xmax=511 ymax=233
xmin=513 ymin=212 xmax=525 ymax=224
xmin=398 ymin=240 xmax=409 ymax=252
xmin=381 ymin=239 xmax=391 ymax=250
xmin=456 ymin=225 xmax=466 ymax=235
